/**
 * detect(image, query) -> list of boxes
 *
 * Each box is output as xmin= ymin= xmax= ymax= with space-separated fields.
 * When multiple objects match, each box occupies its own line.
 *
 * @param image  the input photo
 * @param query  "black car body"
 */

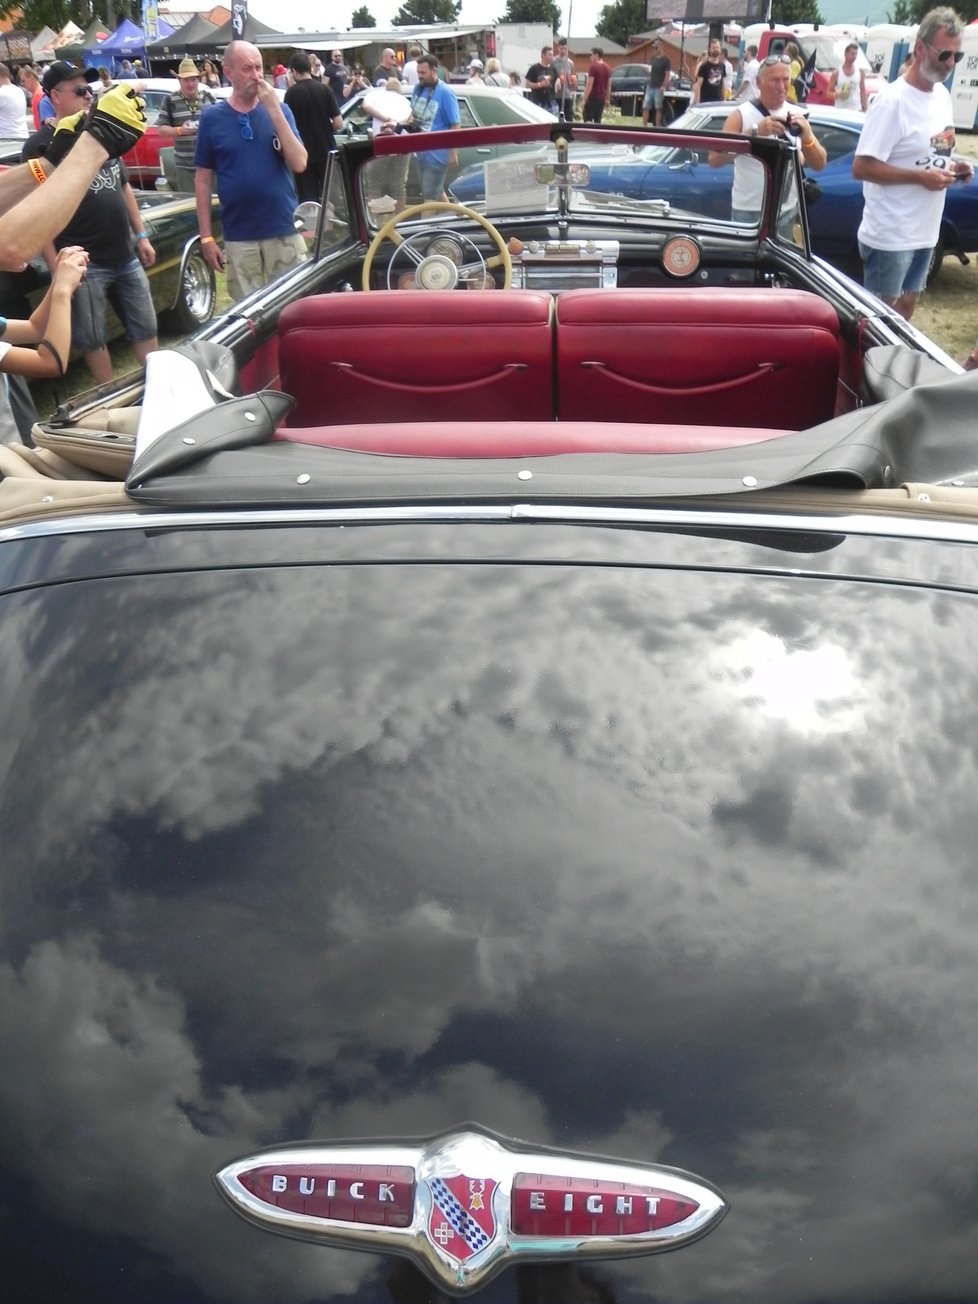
xmin=3 ymin=117 xmax=978 ymax=1303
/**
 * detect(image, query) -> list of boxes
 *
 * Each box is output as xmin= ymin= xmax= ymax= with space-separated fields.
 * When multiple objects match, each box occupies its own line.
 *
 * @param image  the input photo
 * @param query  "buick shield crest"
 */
xmin=215 ymin=1125 xmax=727 ymax=1292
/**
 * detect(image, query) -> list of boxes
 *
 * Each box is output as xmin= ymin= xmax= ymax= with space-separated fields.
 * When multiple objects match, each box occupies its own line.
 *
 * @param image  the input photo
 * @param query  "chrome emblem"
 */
xmin=215 ymin=1125 xmax=727 ymax=1292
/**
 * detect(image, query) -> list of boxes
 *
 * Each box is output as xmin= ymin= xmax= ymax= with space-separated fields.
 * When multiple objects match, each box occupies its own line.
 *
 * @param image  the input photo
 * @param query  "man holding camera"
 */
xmin=408 ymin=54 xmax=459 ymax=201
xmin=708 ymin=54 xmax=826 ymax=222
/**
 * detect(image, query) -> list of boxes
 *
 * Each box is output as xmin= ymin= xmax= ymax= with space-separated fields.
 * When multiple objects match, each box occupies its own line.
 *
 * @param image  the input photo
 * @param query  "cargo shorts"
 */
xmin=223 ymin=234 xmax=308 ymax=301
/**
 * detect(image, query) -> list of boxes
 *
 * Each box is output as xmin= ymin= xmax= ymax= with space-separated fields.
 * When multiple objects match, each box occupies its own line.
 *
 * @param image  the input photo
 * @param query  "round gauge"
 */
xmin=662 ymin=236 xmax=701 ymax=279
xmin=463 ymin=270 xmax=496 ymax=290
xmin=396 ymin=271 xmax=417 ymax=290
xmin=426 ymin=235 xmax=465 ymax=265
xmin=416 ymin=255 xmax=459 ymax=292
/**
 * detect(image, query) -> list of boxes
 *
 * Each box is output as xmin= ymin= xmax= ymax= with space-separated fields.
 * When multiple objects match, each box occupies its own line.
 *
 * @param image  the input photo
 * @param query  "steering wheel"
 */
xmin=362 ymin=200 xmax=512 ymax=291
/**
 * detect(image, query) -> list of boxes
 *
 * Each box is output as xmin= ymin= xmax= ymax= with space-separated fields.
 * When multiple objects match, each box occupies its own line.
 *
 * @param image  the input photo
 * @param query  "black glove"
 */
xmin=41 ymin=110 xmax=85 ymax=167
xmin=82 ymin=84 xmax=147 ymax=158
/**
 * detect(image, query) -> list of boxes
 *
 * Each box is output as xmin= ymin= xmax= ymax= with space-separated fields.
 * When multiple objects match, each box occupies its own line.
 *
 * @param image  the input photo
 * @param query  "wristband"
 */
xmin=136 ymin=230 xmax=148 ymax=240
xmin=803 ymin=136 xmax=818 ymax=151
xmin=201 ymin=235 xmax=216 ymax=244
xmin=29 ymin=158 xmax=46 ymax=185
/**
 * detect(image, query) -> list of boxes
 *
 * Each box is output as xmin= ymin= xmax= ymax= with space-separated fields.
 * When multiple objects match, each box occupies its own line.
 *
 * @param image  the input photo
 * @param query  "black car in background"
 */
xmin=610 ymin=62 xmax=650 ymax=115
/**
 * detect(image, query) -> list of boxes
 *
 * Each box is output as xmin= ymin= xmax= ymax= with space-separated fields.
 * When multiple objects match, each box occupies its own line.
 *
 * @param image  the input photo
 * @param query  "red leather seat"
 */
xmin=555 ymin=288 xmax=840 ymax=430
xmin=277 ymin=290 xmax=555 ymax=427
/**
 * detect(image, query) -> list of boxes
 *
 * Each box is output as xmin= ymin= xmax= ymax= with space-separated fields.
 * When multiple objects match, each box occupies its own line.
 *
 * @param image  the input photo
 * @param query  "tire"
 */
xmin=164 ymin=243 xmax=217 ymax=333
xmin=926 ymin=243 xmax=945 ymax=286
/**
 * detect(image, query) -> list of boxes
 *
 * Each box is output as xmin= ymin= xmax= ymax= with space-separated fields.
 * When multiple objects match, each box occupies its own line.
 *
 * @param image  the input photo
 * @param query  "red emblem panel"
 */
xmin=511 ymin=1173 xmax=699 ymax=1237
xmin=237 ymin=1162 xmax=414 ymax=1227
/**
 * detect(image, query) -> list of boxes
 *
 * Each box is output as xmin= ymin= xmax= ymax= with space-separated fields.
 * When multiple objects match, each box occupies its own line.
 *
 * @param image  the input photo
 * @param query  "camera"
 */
xmin=784 ymin=113 xmax=803 ymax=137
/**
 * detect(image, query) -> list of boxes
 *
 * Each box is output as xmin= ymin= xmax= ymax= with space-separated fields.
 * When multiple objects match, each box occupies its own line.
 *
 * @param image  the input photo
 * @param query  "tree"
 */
xmin=596 ymin=0 xmax=646 ymax=49
xmin=1 ymin=0 xmax=81 ymax=28
xmin=351 ymin=5 xmax=377 ymax=25
xmin=886 ymin=0 xmax=916 ymax=21
xmin=770 ymin=0 xmax=823 ymax=24
xmin=888 ymin=0 xmax=978 ymax=18
xmin=497 ymin=0 xmax=561 ymax=28
xmin=392 ymin=0 xmax=461 ymax=21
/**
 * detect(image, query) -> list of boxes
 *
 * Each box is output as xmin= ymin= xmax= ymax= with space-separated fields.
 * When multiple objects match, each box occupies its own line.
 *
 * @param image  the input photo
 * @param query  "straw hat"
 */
xmin=174 ymin=57 xmax=201 ymax=78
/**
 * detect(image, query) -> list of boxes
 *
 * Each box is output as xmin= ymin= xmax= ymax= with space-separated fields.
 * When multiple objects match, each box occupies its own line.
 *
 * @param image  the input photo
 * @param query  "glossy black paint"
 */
xmin=2 ymin=516 xmax=978 ymax=1302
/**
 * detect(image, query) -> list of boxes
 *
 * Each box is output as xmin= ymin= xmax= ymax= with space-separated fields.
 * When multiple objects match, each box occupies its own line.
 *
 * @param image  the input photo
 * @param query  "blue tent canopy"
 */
xmin=89 ymin=17 xmax=172 ymax=65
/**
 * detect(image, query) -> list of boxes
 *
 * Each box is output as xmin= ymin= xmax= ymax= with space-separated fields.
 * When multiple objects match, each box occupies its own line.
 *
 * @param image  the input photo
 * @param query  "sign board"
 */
xmin=645 ymin=0 xmax=767 ymax=20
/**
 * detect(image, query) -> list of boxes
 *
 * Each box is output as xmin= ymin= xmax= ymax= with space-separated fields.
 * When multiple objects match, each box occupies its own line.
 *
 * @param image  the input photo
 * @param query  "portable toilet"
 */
xmin=949 ymin=22 xmax=978 ymax=130
xmin=865 ymin=24 xmax=917 ymax=80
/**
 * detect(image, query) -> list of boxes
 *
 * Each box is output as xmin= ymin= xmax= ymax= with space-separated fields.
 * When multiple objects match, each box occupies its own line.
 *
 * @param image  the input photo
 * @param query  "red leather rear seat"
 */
xmin=277 ymin=290 xmax=555 ymax=427
xmin=555 ymin=287 xmax=840 ymax=430
xmin=274 ymin=420 xmax=793 ymax=457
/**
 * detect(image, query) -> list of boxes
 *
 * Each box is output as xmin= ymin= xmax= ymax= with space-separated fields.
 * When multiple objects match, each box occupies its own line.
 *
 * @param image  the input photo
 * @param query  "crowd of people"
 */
xmin=0 ymin=9 xmax=975 ymax=442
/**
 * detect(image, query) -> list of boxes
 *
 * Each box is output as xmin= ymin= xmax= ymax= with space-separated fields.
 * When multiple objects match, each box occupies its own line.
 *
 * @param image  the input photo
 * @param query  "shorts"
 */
xmin=858 ymin=243 xmax=932 ymax=299
xmin=643 ymin=86 xmax=665 ymax=112
xmin=224 ymin=234 xmax=307 ymax=301
xmin=71 ymin=256 xmax=157 ymax=352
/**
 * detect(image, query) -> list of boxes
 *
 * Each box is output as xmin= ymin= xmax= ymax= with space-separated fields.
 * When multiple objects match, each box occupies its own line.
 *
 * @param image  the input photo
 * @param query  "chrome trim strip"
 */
xmin=6 ymin=504 xmax=978 ymax=549
xmin=214 ymin=1126 xmax=727 ymax=1293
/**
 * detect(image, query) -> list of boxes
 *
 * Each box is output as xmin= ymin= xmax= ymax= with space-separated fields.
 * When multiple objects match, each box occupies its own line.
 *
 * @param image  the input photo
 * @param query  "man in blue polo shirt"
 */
xmin=409 ymin=54 xmax=460 ymax=201
xmin=194 ymin=39 xmax=308 ymax=300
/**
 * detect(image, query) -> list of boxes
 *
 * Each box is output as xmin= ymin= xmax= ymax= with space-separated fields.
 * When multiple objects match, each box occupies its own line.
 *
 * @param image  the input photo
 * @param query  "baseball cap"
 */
xmin=469 ymin=58 xmax=484 ymax=69
xmin=42 ymin=61 xmax=99 ymax=94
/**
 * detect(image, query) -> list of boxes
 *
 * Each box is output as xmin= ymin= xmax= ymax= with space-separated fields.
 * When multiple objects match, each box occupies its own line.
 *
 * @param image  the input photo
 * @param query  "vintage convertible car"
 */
xmin=3 ymin=118 xmax=978 ymax=1304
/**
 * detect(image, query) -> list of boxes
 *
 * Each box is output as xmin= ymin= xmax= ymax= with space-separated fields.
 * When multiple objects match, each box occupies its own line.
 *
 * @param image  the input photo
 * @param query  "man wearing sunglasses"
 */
xmin=22 ymin=60 xmax=158 ymax=385
xmin=852 ymin=6 xmax=973 ymax=321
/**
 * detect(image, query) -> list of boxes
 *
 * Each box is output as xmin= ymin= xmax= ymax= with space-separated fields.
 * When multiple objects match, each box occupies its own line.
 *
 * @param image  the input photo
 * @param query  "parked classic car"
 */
xmin=341 ymin=82 xmax=558 ymax=136
xmin=3 ymin=116 xmax=978 ymax=1304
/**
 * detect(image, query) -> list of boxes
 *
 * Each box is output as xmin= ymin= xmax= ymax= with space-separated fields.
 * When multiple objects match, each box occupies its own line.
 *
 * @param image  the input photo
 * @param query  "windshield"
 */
xmin=359 ymin=136 xmax=768 ymax=232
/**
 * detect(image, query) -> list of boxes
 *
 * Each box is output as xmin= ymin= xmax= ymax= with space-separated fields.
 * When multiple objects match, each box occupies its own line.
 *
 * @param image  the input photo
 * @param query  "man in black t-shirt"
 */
xmin=525 ymin=46 xmax=556 ymax=111
xmin=693 ymin=38 xmax=726 ymax=104
xmin=23 ymin=60 xmax=158 ymax=384
xmin=285 ymin=51 xmax=342 ymax=203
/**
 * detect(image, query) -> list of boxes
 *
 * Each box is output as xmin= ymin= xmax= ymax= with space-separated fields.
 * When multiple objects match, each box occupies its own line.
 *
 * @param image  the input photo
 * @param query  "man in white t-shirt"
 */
xmin=402 ymin=45 xmax=422 ymax=87
xmin=736 ymin=45 xmax=760 ymax=100
xmin=853 ymin=6 xmax=973 ymax=321
xmin=0 ymin=63 xmax=27 ymax=138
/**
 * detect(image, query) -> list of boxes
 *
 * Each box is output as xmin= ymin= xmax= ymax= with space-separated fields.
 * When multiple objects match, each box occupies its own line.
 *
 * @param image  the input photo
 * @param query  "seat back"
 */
xmin=555 ymin=287 xmax=840 ymax=430
xmin=278 ymin=290 xmax=555 ymax=427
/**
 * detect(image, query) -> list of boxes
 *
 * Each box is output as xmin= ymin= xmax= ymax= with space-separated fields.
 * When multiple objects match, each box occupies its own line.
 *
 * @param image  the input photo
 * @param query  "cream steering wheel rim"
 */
xmin=362 ymin=200 xmax=513 ymax=291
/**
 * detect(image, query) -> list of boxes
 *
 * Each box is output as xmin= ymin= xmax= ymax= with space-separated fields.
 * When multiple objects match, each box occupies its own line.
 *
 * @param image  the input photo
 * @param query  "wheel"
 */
xmin=926 ymin=243 xmax=945 ymax=286
xmin=362 ymin=200 xmax=512 ymax=292
xmin=164 ymin=242 xmax=217 ymax=332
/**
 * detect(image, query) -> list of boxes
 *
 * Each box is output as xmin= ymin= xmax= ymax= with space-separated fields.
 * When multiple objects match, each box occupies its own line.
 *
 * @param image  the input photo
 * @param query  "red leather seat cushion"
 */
xmin=277 ymin=290 xmax=555 ymax=427
xmin=555 ymin=287 xmax=840 ymax=430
